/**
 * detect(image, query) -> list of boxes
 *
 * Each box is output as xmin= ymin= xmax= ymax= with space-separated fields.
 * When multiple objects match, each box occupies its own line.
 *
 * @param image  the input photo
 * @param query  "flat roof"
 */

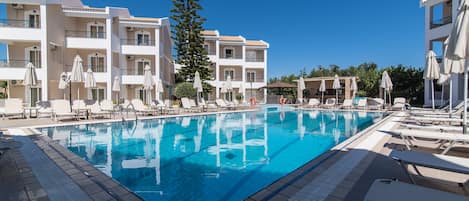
xmin=219 ymin=36 xmax=244 ymax=42
xmin=246 ymin=40 xmax=268 ymax=47
xmin=119 ymin=17 xmax=160 ymax=22
xmin=294 ymin=76 xmax=359 ymax=82
xmin=201 ymin=30 xmax=218 ymax=36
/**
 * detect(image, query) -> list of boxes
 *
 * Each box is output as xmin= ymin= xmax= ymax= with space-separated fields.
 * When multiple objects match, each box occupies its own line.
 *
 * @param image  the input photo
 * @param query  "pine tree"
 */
xmin=171 ymin=0 xmax=212 ymax=91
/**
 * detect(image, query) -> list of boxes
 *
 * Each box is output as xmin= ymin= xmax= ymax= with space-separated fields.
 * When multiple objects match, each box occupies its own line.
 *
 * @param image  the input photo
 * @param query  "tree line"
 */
xmin=269 ymin=63 xmax=425 ymax=105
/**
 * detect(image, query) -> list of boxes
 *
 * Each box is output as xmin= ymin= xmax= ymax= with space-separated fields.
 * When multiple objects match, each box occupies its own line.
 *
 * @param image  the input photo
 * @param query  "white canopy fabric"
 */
xmin=380 ymin=71 xmax=393 ymax=107
xmin=298 ymin=77 xmax=306 ymax=102
xmin=23 ymin=62 xmax=38 ymax=107
xmin=220 ymin=83 xmax=227 ymax=93
xmin=193 ymin=71 xmax=203 ymax=93
xmin=351 ymin=77 xmax=358 ymax=95
xmin=424 ymin=50 xmax=441 ymax=110
xmin=225 ymin=75 xmax=233 ymax=90
xmin=143 ymin=65 xmax=154 ymax=90
xmin=112 ymin=76 xmax=120 ymax=92
xmin=437 ymin=73 xmax=450 ymax=85
xmin=70 ymin=55 xmax=84 ymax=83
xmin=332 ymin=74 xmax=341 ymax=89
xmin=238 ymin=83 xmax=244 ymax=94
xmin=319 ymin=79 xmax=326 ymax=103
xmin=84 ymin=68 xmax=96 ymax=89
xmin=23 ymin=62 xmax=38 ymax=86
xmin=156 ymin=79 xmax=164 ymax=94
xmin=445 ymin=0 xmax=469 ymax=132
xmin=58 ymin=72 xmax=68 ymax=90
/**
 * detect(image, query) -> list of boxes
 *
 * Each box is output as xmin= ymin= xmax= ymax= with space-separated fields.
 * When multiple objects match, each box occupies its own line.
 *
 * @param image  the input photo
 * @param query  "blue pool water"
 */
xmin=39 ymin=109 xmax=385 ymax=201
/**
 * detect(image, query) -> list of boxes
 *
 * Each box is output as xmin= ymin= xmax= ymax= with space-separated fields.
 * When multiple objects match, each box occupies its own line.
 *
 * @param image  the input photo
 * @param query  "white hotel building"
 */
xmin=0 ymin=0 xmax=174 ymax=105
xmin=421 ymin=0 xmax=465 ymax=107
xmin=200 ymin=30 xmax=269 ymax=102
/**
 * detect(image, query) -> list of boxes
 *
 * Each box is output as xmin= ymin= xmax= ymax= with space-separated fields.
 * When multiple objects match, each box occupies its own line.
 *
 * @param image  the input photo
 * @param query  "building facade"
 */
xmin=421 ymin=0 xmax=464 ymax=107
xmin=201 ymin=30 xmax=269 ymax=103
xmin=0 ymin=0 xmax=174 ymax=105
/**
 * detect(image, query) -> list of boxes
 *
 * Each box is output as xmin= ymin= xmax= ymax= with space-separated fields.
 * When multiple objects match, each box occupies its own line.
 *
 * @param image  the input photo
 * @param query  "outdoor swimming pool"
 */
xmin=39 ymin=109 xmax=386 ymax=201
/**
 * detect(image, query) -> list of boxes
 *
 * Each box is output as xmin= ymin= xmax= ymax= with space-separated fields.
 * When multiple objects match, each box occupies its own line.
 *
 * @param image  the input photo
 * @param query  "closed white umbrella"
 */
xmin=156 ymin=79 xmax=164 ymax=101
xmin=443 ymin=38 xmax=463 ymax=117
xmin=445 ymin=0 xmax=469 ymax=132
xmin=84 ymin=68 xmax=96 ymax=89
xmin=298 ymin=77 xmax=306 ymax=103
xmin=319 ymin=79 xmax=326 ymax=104
xmin=143 ymin=65 xmax=154 ymax=104
xmin=380 ymin=71 xmax=393 ymax=108
xmin=332 ymin=74 xmax=340 ymax=104
xmin=23 ymin=62 xmax=38 ymax=107
xmin=70 ymin=55 xmax=84 ymax=100
xmin=193 ymin=71 xmax=203 ymax=103
xmin=438 ymin=73 xmax=450 ymax=108
xmin=112 ymin=76 xmax=120 ymax=101
xmin=424 ymin=50 xmax=441 ymax=110
xmin=225 ymin=75 xmax=233 ymax=101
xmin=239 ymin=83 xmax=245 ymax=103
xmin=351 ymin=77 xmax=358 ymax=98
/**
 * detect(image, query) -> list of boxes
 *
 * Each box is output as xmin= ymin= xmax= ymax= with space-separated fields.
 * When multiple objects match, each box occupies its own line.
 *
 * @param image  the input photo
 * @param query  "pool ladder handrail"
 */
xmin=117 ymin=103 xmax=138 ymax=122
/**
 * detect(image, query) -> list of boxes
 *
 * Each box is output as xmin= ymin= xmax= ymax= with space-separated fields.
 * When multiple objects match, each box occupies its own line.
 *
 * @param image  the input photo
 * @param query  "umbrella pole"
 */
xmin=431 ymin=81 xmax=435 ymax=110
xmin=384 ymin=90 xmax=386 ymax=109
xmin=449 ymin=79 xmax=453 ymax=117
xmin=464 ymin=66 xmax=468 ymax=134
xmin=441 ymin=84 xmax=444 ymax=109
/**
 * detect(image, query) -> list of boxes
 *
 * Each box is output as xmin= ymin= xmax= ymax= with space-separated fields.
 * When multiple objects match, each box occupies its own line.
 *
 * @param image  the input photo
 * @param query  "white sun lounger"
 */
xmin=364 ymin=179 xmax=469 ymax=201
xmin=130 ymin=99 xmax=154 ymax=115
xmin=304 ymin=98 xmax=320 ymax=108
xmin=400 ymin=123 xmax=463 ymax=133
xmin=410 ymin=116 xmax=463 ymax=124
xmin=216 ymin=99 xmax=235 ymax=110
xmin=392 ymin=97 xmax=407 ymax=111
xmin=390 ymin=150 xmax=469 ymax=185
xmin=322 ymin=98 xmax=336 ymax=109
xmin=51 ymin=99 xmax=77 ymax=121
xmin=341 ymin=99 xmax=353 ymax=109
xmin=181 ymin=98 xmax=200 ymax=112
xmin=3 ymin=98 xmax=25 ymax=119
xmin=393 ymin=129 xmax=469 ymax=155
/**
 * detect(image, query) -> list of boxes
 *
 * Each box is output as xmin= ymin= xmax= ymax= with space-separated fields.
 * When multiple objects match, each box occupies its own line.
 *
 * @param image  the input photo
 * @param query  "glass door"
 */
xmin=90 ymin=25 xmax=105 ymax=38
xmin=30 ymin=87 xmax=41 ymax=107
xmin=136 ymin=60 xmax=150 ymax=75
xmin=28 ymin=14 xmax=40 ymax=28
xmin=137 ymin=33 xmax=150 ymax=45
xmin=29 ymin=48 xmax=41 ymax=68
xmin=91 ymin=88 xmax=105 ymax=102
xmin=90 ymin=56 xmax=105 ymax=72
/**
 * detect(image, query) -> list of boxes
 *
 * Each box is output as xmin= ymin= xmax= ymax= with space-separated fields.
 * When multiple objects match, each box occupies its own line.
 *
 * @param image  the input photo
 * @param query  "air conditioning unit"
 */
xmin=10 ymin=80 xmax=20 ymax=86
xmin=126 ymin=55 xmax=135 ymax=60
xmin=126 ymin=27 xmax=134 ymax=32
xmin=11 ymin=4 xmax=23 ymax=9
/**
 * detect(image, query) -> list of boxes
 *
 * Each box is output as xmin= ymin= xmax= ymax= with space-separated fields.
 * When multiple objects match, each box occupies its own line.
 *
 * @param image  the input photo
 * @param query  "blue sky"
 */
xmin=0 ymin=0 xmax=425 ymax=78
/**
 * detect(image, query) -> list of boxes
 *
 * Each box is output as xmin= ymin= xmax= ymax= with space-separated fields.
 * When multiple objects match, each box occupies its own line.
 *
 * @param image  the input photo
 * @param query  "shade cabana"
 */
xmin=294 ymin=76 xmax=359 ymax=102
xmin=261 ymin=82 xmax=297 ymax=103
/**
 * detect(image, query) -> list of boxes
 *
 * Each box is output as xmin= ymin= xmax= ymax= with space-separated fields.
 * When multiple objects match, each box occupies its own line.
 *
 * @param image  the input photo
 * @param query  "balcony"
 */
xmin=65 ymin=31 xmax=106 ymax=49
xmin=246 ymin=57 xmax=265 ymax=62
xmin=431 ymin=16 xmax=452 ymax=29
xmin=120 ymin=68 xmax=157 ymax=85
xmin=120 ymin=39 xmax=157 ymax=55
xmin=0 ymin=59 xmax=44 ymax=80
xmin=64 ymin=64 xmax=107 ymax=82
xmin=0 ymin=19 xmax=42 ymax=41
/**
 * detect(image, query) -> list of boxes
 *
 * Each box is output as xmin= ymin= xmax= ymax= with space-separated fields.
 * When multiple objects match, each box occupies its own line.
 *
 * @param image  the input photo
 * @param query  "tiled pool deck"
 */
xmin=1 ymin=110 xmax=468 ymax=201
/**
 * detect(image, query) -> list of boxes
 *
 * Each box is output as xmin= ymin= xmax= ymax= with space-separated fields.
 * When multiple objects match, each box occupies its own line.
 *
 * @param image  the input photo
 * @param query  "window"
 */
xmin=224 ymin=48 xmax=234 ymax=58
xmin=430 ymin=1 xmax=452 ymax=28
xmin=91 ymin=88 xmax=105 ymax=102
xmin=431 ymin=39 xmax=445 ymax=63
xmin=225 ymin=91 xmax=233 ymax=102
xmin=88 ymin=22 xmax=105 ymax=38
xmin=136 ymin=59 xmax=151 ymax=75
xmin=25 ymin=10 xmax=40 ymax=28
xmin=246 ymin=51 xmax=257 ymax=62
xmin=88 ymin=53 xmax=105 ymax=72
xmin=224 ymin=69 xmax=234 ymax=80
xmin=247 ymin=71 xmax=256 ymax=82
xmin=203 ymin=43 xmax=210 ymax=54
xmin=26 ymin=46 xmax=41 ymax=68
xmin=136 ymin=31 xmax=151 ymax=46
xmin=136 ymin=88 xmax=147 ymax=102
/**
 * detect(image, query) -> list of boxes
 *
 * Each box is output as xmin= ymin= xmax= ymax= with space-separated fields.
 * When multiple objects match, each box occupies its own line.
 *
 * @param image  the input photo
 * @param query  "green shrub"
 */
xmin=174 ymin=82 xmax=197 ymax=99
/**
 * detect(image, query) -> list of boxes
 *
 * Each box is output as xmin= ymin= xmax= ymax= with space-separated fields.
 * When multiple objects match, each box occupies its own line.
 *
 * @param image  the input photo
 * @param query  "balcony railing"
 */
xmin=0 ymin=19 xmax=40 ymax=28
xmin=66 ymin=30 xmax=106 ymax=39
xmin=431 ymin=16 xmax=452 ymax=29
xmin=0 ymin=59 xmax=41 ymax=68
xmin=64 ymin=64 xmax=106 ymax=72
xmin=246 ymin=57 xmax=265 ymax=62
xmin=121 ymin=39 xmax=156 ymax=46
xmin=220 ymin=55 xmax=243 ymax=60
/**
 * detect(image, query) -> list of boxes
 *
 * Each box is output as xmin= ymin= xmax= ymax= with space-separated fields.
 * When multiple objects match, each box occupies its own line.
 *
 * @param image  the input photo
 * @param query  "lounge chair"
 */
xmin=392 ymin=97 xmax=407 ymax=111
xmin=189 ymin=99 xmax=203 ymax=112
xmin=341 ymin=99 xmax=353 ymax=109
xmin=216 ymin=99 xmax=235 ymax=110
xmin=180 ymin=98 xmax=200 ymax=112
xmin=72 ymin=100 xmax=88 ymax=119
xmin=36 ymin=101 xmax=52 ymax=118
xmin=100 ymin=100 xmax=115 ymax=112
xmin=305 ymin=98 xmax=320 ymax=108
xmin=367 ymin=98 xmax=383 ymax=110
xmin=400 ymin=123 xmax=463 ymax=133
xmin=2 ymin=98 xmax=25 ymax=119
xmin=163 ymin=99 xmax=179 ymax=114
xmin=364 ymin=179 xmax=469 ymax=201
xmin=390 ymin=150 xmax=469 ymax=185
xmin=393 ymin=129 xmax=469 ymax=155
xmin=130 ymin=99 xmax=155 ymax=115
xmin=89 ymin=102 xmax=112 ymax=119
xmin=322 ymin=98 xmax=336 ymax=109
xmin=409 ymin=116 xmax=463 ymax=125
xmin=51 ymin=99 xmax=77 ymax=121
xmin=199 ymin=99 xmax=218 ymax=112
